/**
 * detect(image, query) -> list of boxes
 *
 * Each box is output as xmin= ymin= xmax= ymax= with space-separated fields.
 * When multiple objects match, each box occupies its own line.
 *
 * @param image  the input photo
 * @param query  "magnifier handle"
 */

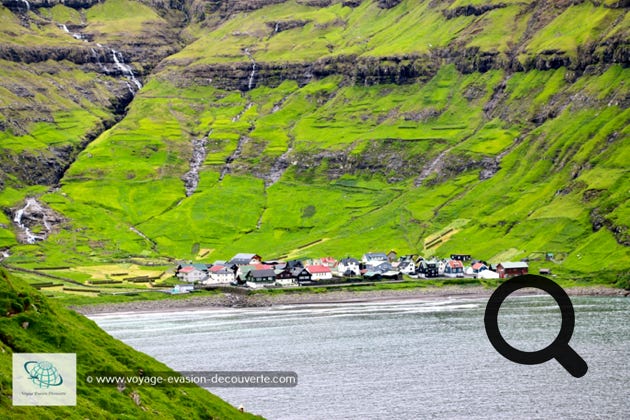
xmin=555 ymin=346 xmax=588 ymax=378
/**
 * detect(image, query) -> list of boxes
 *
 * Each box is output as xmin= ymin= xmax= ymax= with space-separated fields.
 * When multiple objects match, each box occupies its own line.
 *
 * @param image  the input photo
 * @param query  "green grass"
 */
xmin=13 ymin=63 xmax=623 ymax=279
xmin=85 ymin=0 xmax=166 ymax=39
xmin=0 ymin=269 xmax=260 ymax=419
xmin=169 ymin=0 xmax=627 ymax=67
xmin=525 ymin=3 xmax=621 ymax=56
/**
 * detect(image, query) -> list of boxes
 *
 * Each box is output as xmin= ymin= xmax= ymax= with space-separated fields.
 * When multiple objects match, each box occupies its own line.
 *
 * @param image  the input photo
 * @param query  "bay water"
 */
xmin=91 ymin=295 xmax=630 ymax=419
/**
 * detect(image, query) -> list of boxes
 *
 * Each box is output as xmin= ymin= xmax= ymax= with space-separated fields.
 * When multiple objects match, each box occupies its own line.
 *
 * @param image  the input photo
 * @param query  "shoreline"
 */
xmin=73 ymin=284 xmax=628 ymax=316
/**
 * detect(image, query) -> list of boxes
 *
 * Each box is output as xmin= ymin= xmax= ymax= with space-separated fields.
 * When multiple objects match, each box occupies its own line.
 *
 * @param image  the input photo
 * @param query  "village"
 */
xmin=173 ymin=252 xmax=535 ymax=293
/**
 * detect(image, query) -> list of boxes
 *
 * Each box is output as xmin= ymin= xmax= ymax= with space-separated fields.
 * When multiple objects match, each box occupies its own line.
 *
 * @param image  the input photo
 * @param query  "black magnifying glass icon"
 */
xmin=484 ymin=274 xmax=588 ymax=378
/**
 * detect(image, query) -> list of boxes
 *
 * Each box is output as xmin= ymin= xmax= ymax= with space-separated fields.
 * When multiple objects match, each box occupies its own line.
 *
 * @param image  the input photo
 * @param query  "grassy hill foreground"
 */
xmin=0 ymin=268 xmax=260 ymax=419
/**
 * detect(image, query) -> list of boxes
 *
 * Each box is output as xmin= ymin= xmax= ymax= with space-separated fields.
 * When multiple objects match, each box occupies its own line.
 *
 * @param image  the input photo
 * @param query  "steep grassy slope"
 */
xmin=0 ymin=268 xmax=259 ymax=418
xmin=0 ymin=0 xmax=628 ymax=282
xmin=0 ymin=0 xmax=183 ymax=249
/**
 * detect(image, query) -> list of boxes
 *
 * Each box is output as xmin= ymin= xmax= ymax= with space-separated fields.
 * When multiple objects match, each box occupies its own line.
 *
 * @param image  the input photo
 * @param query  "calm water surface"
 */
xmin=91 ymin=296 xmax=630 ymax=419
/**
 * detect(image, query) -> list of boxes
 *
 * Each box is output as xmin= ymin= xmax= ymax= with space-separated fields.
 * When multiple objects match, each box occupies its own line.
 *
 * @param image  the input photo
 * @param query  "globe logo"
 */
xmin=24 ymin=360 xmax=64 ymax=388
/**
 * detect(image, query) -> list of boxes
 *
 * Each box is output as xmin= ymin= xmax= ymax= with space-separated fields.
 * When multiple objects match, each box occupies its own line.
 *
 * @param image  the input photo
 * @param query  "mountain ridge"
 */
xmin=0 ymin=0 xmax=628 ymax=282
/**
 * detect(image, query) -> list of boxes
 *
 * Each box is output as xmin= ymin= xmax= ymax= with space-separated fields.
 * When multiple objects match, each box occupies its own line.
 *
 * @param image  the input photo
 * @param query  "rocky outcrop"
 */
xmin=188 ymin=0 xmax=288 ymax=19
xmin=2 ymin=0 xmax=177 ymax=11
xmin=1 ymin=0 xmax=100 ymax=11
xmin=0 ymin=45 xmax=101 ymax=65
xmin=182 ymin=136 xmax=209 ymax=196
xmin=9 ymin=198 xmax=65 ymax=244
xmin=226 ymin=0 xmax=288 ymax=11
xmin=377 ymin=0 xmax=401 ymax=9
xmin=2 ymin=146 xmax=75 ymax=187
xmin=442 ymin=3 xmax=506 ymax=19
xmin=266 ymin=19 xmax=311 ymax=34
xmin=590 ymin=207 xmax=629 ymax=246
xmin=283 ymin=140 xmax=432 ymax=183
xmin=0 ymin=116 xmax=120 ymax=187
xmin=171 ymin=54 xmax=438 ymax=90
xmin=478 ymin=158 xmax=500 ymax=180
xmin=0 ymin=41 xmax=179 ymax=76
xmin=170 ymin=33 xmax=628 ymax=91
xmin=297 ymin=0 xmax=332 ymax=6
xmin=415 ymin=150 xmax=502 ymax=186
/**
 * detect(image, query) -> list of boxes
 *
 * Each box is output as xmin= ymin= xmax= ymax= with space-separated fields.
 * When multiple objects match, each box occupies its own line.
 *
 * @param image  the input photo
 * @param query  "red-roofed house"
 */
xmin=320 ymin=257 xmax=338 ymax=268
xmin=471 ymin=262 xmax=488 ymax=273
xmin=177 ymin=265 xmax=208 ymax=282
xmin=444 ymin=260 xmax=464 ymax=278
xmin=306 ymin=265 xmax=333 ymax=281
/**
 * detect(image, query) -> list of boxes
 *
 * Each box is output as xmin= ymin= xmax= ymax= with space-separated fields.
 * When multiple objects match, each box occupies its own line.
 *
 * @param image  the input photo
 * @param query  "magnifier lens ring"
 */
xmin=484 ymin=274 xmax=575 ymax=364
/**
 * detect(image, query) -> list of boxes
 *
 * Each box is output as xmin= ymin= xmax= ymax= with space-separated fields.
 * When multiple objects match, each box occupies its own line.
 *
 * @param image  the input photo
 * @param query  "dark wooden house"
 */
xmin=496 ymin=262 xmax=528 ymax=279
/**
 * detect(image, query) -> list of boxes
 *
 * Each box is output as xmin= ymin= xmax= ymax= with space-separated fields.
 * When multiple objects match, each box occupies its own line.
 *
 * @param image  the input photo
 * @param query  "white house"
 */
xmin=362 ymin=252 xmax=388 ymax=268
xmin=306 ymin=265 xmax=333 ymax=281
xmin=398 ymin=260 xmax=416 ymax=275
xmin=177 ymin=266 xmax=208 ymax=283
xmin=337 ymin=258 xmax=361 ymax=276
xmin=204 ymin=266 xmax=235 ymax=285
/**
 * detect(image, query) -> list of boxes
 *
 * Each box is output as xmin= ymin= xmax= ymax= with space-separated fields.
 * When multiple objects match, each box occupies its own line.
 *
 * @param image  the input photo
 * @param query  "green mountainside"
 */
xmin=0 ymin=0 xmax=628 ymax=281
xmin=0 ymin=268 xmax=259 ymax=418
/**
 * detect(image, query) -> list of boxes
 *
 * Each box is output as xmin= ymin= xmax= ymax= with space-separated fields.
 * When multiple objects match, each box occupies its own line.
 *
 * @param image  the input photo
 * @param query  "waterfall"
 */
xmin=91 ymin=48 xmax=106 ymax=73
xmin=275 ymin=23 xmax=279 ymax=33
xmin=12 ymin=198 xmax=63 ymax=244
xmin=182 ymin=133 xmax=210 ymax=196
xmin=59 ymin=23 xmax=87 ymax=41
xmin=111 ymin=49 xmax=143 ymax=90
xmin=90 ymin=46 xmax=142 ymax=93
xmin=13 ymin=198 xmax=43 ymax=244
xmin=20 ymin=0 xmax=30 ymax=11
xmin=248 ymin=62 xmax=256 ymax=90
xmin=243 ymin=48 xmax=257 ymax=90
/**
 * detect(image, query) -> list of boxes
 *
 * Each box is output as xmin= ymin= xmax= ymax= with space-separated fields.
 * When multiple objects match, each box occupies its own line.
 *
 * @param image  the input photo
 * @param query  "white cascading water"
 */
xmin=243 ymin=48 xmax=257 ymax=90
xmin=248 ymin=62 xmax=257 ymax=90
xmin=111 ymin=49 xmax=143 ymax=90
xmin=59 ymin=24 xmax=84 ymax=40
xmin=13 ymin=198 xmax=42 ymax=244
xmin=60 ymin=19 xmax=144 ymax=95
xmin=20 ymin=0 xmax=30 ymax=11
